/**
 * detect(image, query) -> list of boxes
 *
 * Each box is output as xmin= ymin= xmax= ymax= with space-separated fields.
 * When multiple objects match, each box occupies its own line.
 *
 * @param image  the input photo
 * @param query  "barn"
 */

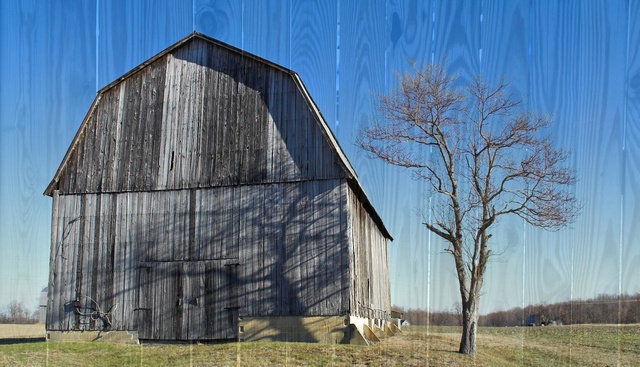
xmin=44 ymin=32 xmax=394 ymax=344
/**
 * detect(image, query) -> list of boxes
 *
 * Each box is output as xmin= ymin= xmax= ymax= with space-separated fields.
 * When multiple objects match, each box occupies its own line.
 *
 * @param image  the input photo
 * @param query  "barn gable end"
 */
xmin=45 ymin=33 xmax=392 ymax=344
xmin=46 ymin=36 xmax=349 ymax=195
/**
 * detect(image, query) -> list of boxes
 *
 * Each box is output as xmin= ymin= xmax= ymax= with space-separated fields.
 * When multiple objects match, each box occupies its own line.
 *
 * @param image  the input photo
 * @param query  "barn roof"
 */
xmin=44 ymin=32 xmax=392 ymax=240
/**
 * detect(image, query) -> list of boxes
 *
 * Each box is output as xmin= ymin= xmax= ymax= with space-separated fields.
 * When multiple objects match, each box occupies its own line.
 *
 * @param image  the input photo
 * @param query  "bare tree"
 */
xmin=0 ymin=300 xmax=39 ymax=324
xmin=357 ymin=62 xmax=579 ymax=355
xmin=453 ymin=302 xmax=463 ymax=326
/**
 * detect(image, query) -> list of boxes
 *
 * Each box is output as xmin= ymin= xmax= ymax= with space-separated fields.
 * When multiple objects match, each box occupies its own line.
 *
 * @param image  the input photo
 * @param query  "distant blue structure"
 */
xmin=527 ymin=314 xmax=555 ymax=326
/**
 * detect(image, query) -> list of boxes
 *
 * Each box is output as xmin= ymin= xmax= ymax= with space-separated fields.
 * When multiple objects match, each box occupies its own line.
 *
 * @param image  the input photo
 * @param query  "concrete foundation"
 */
xmin=238 ymin=315 xmax=395 ymax=345
xmin=348 ymin=315 xmax=397 ymax=344
xmin=388 ymin=320 xmax=403 ymax=334
xmin=238 ymin=316 xmax=349 ymax=343
xmin=46 ymin=315 xmax=396 ymax=345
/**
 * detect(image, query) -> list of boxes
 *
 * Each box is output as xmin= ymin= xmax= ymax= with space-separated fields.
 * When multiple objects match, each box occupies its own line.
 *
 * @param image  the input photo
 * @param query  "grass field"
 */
xmin=1 ymin=324 xmax=638 ymax=366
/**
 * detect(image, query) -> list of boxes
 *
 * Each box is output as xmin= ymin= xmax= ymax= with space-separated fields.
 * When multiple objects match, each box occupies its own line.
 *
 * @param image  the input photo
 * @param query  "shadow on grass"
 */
xmin=0 ymin=337 xmax=46 ymax=345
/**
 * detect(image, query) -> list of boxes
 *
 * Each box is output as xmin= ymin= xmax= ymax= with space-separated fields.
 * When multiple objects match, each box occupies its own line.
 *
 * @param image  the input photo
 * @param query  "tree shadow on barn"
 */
xmin=54 ymin=176 xmax=350 ymax=344
xmin=238 ymin=179 xmax=350 ymax=343
xmin=49 ymin=36 xmax=352 ymax=345
xmin=123 ymin=183 xmax=350 ymax=344
xmin=167 ymin=37 xmax=354 ymax=344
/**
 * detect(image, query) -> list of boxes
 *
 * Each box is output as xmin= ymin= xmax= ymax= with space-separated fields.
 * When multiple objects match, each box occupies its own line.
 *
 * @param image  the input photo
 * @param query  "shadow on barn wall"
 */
xmin=45 ymin=33 xmax=389 ymax=344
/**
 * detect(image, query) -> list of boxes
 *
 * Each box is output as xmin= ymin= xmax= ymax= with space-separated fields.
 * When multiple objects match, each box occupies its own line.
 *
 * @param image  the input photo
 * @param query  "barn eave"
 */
xmin=44 ymin=94 xmax=103 ymax=197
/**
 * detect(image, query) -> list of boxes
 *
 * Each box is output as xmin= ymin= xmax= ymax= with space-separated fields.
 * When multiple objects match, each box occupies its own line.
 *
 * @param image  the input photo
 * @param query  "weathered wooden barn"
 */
xmin=44 ymin=32 xmax=394 ymax=344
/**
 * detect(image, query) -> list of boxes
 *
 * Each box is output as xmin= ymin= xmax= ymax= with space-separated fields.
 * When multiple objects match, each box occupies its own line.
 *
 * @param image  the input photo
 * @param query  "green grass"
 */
xmin=1 ymin=324 xmax=638 ymax=366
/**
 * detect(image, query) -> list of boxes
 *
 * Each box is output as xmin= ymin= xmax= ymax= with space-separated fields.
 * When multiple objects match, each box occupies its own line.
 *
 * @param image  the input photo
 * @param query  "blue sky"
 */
xmin=0 ymin=0 xmax=638 ymax=315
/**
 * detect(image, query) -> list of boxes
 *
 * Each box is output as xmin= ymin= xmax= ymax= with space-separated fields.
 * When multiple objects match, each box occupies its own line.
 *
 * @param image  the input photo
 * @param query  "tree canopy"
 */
xmin=357 ymin=62 xmax=580 ymax=354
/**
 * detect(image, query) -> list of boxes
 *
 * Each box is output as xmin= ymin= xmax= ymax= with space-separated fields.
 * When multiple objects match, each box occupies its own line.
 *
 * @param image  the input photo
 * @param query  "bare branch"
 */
xmin=356 ymin=60 xmax=580 ymax=355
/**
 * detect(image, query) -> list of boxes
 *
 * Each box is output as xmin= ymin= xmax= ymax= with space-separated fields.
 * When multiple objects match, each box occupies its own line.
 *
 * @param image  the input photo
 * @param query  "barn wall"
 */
xmin=47 ymin=179 xmax=350 ymax=335
xmin=46 ymin=35 xmax=391 ymax=341
xmin=231 ymin=178 xmax=350 ymax=318
xmin=346 ymin=183 xmax=391 ymax=322
xmin=47 ymin=192 xmax=141 ymax=332
xmin=52 ymin=37 xmax=345 ymax=195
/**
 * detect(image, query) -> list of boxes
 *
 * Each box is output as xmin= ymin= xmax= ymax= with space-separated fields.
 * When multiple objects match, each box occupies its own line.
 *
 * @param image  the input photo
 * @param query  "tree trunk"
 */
xmin=459 ymin=302 xmax=478 ymax=355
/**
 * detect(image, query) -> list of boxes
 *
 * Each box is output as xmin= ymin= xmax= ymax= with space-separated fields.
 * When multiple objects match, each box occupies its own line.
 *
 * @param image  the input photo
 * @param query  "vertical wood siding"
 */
xmin=47 ymin=179 xmax=353 ymax=336
xmin=51 ymin=38 xmax=345 ymax=195
xmin=46 ymin=35 xmax=391 ymax=339
xmin=346 ymin=183 xmax=391 ymax=321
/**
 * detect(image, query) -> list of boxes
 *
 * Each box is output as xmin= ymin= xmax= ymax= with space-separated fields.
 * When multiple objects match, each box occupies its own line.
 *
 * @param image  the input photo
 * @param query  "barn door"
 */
xmin=186 ymin=261 xmax=238 ymax=340
xmin=137 ymin=260 xmax=238 ymax=341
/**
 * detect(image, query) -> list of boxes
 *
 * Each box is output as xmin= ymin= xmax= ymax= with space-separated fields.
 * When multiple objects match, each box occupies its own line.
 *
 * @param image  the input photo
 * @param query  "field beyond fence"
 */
xmin=1 ymin=324 xmax=638 ymax=366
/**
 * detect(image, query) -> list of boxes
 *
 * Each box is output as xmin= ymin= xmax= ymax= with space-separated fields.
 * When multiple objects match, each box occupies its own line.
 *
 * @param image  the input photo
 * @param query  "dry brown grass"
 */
xmin=0 ymin=324 xmax=45 ymax=339
xmin=1 ymin=324 xmax=638 ymax=366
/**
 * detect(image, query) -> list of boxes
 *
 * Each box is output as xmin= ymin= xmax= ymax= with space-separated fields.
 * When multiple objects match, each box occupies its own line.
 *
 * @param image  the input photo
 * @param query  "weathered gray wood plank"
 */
xmin=110 ymin=193 xmax=125 ymax=330
xmin=125 ymin=193 xmax=140 ymax=330
xmin=124 ymin=74 xmax=143 ymax=190
xmin=137 ymin=264 xmax=151 ymax=338
xmin=339 ymin=181 xmax=350 ymax=313
xmin=269 ymin=70 xmax=282 ymax=182
xmin=110 ymin=84 xmax=126 ymax=191
xmin=47 ymin=192 xmax=61 ymax=329
xmin=66 ymin=195 xmax=82 ymax=330
xmin=134 ymin=67 xmax=151 ymax=190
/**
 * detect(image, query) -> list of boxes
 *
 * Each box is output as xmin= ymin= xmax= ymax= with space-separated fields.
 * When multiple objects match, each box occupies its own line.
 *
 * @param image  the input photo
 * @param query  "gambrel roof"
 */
xmin=44 ymin=32 xmax=391 ymax=240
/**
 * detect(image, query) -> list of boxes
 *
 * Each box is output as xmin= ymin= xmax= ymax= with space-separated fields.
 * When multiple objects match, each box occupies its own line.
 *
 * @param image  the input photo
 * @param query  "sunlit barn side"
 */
xmin=43 ymin=32 xmax=393 ymax=344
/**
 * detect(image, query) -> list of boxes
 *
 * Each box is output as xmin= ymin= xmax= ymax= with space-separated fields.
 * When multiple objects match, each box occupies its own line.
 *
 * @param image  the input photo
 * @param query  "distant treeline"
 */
xmin=394 ymin=293 xmax=640 ymax=327
xmin=0 ymin=301 xmax=40 ymax=324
